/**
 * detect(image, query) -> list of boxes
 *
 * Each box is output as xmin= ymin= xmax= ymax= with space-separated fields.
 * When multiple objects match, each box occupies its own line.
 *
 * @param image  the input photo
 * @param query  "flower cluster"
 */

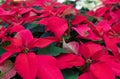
xmin=0 ymin=0 xmax=120 ymax=79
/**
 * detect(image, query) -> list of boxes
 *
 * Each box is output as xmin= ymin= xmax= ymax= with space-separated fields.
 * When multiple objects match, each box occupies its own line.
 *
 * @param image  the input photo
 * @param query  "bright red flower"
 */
xmin=86 ymin=62 xmax=115 ymax=79
xmin=79 ymin=42 xmax=120 ymax=79
xmin=0 ymin=30 xmax=63 ymax=79
xmin=57 ymin=41 xmax=120 ymax=79
xmin=78 ymin=62 xmax=116 ymax=79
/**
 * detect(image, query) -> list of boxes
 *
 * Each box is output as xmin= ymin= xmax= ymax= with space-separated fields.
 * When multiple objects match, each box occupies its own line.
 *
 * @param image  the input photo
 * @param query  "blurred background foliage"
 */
xmin=57 ymin=0 xmax=102 ymax=10
xmin=0 ymin=0 xmax=4 ymax=4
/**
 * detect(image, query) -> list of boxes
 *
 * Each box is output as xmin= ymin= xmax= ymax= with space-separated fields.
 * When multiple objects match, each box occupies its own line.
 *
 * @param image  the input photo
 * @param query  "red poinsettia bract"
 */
xmin=57 ymin=42 xmax=120 ymax=79
xmin=0 ymin=30 xmax=64 ymax=79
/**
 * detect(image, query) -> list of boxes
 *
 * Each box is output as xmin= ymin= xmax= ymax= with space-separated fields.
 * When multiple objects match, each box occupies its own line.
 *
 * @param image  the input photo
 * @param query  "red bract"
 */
xmin=0 ymin=30 xmax=63 ymax=79
xmin=19 ymin=8 xmax=40 ymax=23
xmin=14 ymin=30 xmax=58 ymax=48
xmin=39 ymin=2 xmax=78 ymax=18
xmin=37 ymin=55 xmax=64 ymax=79
xmin=88 ymin=2 xmax=120 ymax=25
xmin=99 ymin=55 xmax=120 ymax=76
xmin=57 ymin=53 xmax=85 ymax=69
xmin=87 ymin=7 xmax=108 ymax=17
xmin=112 ymin=22 xmax=120 ymax=35
xmin=71 ymin=15 xmax=86 ymax=25
xmin=24 ymin=0 xmax=56 ymax=7
xmin=101 ymin=0 xmax=120 ymax=4
xmin=96 ymin=20 xmax=111 ymax=32
xmin=71 ymin=14 xmax=102 ymax=41
xmin=78 ymin=62 xmax=116 ymax=79
xmin=103 ymin=33 xmax=120 ymax=56
xmin=15 ymin=52 xmax=38 ymax=79
xmin=0 ymin=23 xmax=24 ymax=46
xmin=73 ymin=24 xmax=101 ymax=41
xmin=38 ymin=16 xmax=68 ymax=39
xmin=15 ymin=52 xmax=64 ymax=79
xmin=0 ymin=2 xmax=40 ymax=23
xmin=93 ymin=20 xmax=111 ymax=37
xmin=57 ymin=41 xmax=120 ymax=79
xmin=0 ymin=0 xmax=120 ymax=78
xmin=79 ymin=42 xmax=120 ymax=79
xmin=79 ymin=42 xmax=107 ymax=59
xmin=0 ymin=8 xmax=17 ymax=23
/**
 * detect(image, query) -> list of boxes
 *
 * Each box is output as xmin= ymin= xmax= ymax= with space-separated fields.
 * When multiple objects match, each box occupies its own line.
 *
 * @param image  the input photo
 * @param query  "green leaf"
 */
xmin=0 ymin=47 xmax=6 ymax=56
xmin=87 ymin=16 xmax=95 ymax=21
xmin=32 ymin=6 xmax=42 ymax=10
xmin=62 ymin=69 xmax=79 ymax=79
xmin=0 ymin=41 xmax=11 ymax=47
xmin=37 ymin=45 xmax=67 ymax=56
xmin=117 ymin=43 xmax=120 ymax=48
xmin=116 ymin=77 xmax=120 ymax=79
xmin=65 ymin=14 xmax=74 ymax=20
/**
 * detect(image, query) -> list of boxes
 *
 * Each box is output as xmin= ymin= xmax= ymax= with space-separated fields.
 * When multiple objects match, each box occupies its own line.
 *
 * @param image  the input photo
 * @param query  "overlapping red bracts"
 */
xmin=0 ymin=0 xmax=120 ymax=79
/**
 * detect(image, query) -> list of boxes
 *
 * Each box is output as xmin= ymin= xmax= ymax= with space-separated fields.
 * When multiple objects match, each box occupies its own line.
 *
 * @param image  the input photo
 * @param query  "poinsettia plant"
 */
xmin=0 ymin=0 xmax=120 ymax=79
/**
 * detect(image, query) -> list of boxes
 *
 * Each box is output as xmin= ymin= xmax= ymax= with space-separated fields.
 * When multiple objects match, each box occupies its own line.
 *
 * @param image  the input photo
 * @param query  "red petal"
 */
xmin=112 ymin=22 xmax=120 ymax=34
xmin=28 ymin=37 xmax=58 ymax=48
xmin=71 ymin=15 xmax=86 ymax=25
xmin=73 ymin=24 xmax=90 ymax=37
xmin=99 ymin=55 xmax=120 ymax=76
xmin=0 ymin=8 xmax=15 ymax=15
xmin=4 ymin=41 xmax=21 ymax=53
xmin=101 ymin=0 xmax=119 ymax=4
xmin=15 ymin=52 xmax=38 ymax=79
xmin=37 ymin=55 xmax=64 ymax=79
xmin=19 ymin=8 xmax=32 ymax=15
xmin=103 ymin=34 xmax=120 ymax=56
xmin=79 ymin=42 xmax=104 ymax=58
xmin=85 ymin=42 xmax=105 ymax=57
xmin=73 ymin=25 xmax=101 ymax=41
xmin=38 ymin=18 xmax=48 ymax=26
xmin=95 ymin=7 xmax=108 ymax=17
xmin=12 ymin=38 xmax=23 ymax=47
xmin=9 ymin=23 xmax=25 ymax=33
xmin=57 ymin=53 xmax=84 ymax=69
xmin=90 ymin=62 xmax=115 ymax=79
xmin=96 ymin=20 xmax=111 ymax=32
xmin=15 ymin=30 xmax=33 ymax=46
xmin=79 ymin=43 xmax=90 ymax=58
xmin=38 ymin=17 xmax=68 ymax=38
xmin=0 ymin=52 xmax=15 ymax=64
